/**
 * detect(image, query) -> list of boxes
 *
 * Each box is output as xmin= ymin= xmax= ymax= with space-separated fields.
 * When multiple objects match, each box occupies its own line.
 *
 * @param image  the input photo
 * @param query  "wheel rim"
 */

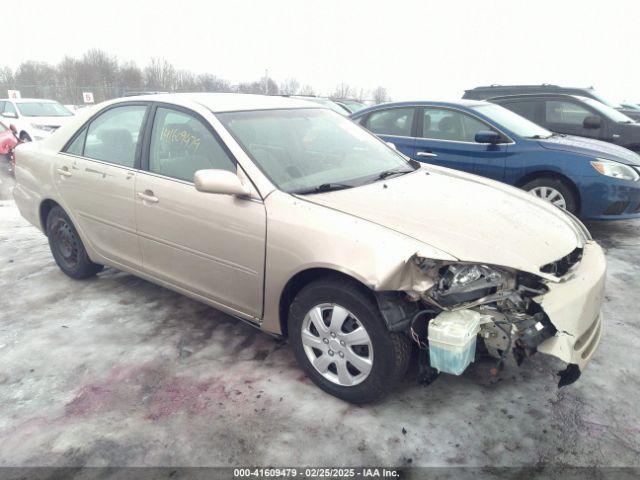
xmin=528 ymin=186 xmax=567 ymax=209
xmin=51 ymin=218 xmax=80 ymax=269
xmin=301 ymin=303 xmax=373 ymax=387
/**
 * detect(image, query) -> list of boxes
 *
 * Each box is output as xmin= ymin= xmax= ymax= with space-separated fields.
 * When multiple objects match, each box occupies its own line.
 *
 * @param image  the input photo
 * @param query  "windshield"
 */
xmin=472 ymin=103 xmax=553 ymax=138
xmin=621 ymin=102 xmax=640 ymax=112
xmin=579 ymin=97 xmax=635 ymax=123
xmin=217 ymin=108 xmax=416 ymax=193
xmin=16 ymin=102 xmax=73 ymax=117
xmin=340 ymin=100 xmax=367 ymax=113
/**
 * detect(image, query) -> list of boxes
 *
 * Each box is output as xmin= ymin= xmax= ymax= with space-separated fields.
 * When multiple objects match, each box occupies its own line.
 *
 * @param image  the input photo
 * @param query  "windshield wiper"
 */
xmin=291 ymin=183 xmax=354 ymax=195
xmin=368 ymin=167 xmax=414 ymax=183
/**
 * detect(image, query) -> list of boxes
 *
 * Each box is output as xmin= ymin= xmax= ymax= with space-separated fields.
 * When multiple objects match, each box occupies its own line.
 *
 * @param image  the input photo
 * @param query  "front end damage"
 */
xmin=376 ymin=240 xmax=606 ymax=388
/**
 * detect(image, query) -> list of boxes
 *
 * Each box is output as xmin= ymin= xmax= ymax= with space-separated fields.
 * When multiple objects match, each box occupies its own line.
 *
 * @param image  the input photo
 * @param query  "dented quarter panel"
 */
xmin=536 ymin=241 xmax=606 ymax=369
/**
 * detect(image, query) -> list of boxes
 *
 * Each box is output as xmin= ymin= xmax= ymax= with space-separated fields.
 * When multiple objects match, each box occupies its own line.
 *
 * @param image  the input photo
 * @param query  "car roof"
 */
xmin=119 ymin=92 xmax=324 ymax=113
xmin=351 ymin=99 xmax=489 ymax=116
xmin=0 ymin=98 xmax=60 ymax=103
xmin=465 ymin=84 xmax=595 ymax=93
xmin=488 ymin=93 xmax=583 ymax=101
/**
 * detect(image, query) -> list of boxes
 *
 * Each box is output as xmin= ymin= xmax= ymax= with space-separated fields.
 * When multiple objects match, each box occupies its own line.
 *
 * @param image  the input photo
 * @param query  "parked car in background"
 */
xmin=620 ymin=102 xmax=640 ymax=112
xmin=488 ymin=94 xmax=640 ymax=153
xmin=0 ymin=120 xmax=19 ymax=157
xmin=352 ymin=100 xmax=640 ymax=219
xmin=334 ymin=99 xmax=367 ymax=113
xmin=463 ymin=84 xmax=640 ymax=122
xmin=284 ymin=95 xmax=351 ymax=115
xmin=13 ymin=93 xmax=604 ymax=402
xmin=0 ymin=98 xmax=74 ymax=142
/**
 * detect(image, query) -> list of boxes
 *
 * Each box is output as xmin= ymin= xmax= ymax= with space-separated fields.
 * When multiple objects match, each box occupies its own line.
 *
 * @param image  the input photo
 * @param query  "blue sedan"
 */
xmin=351 ymin=100 xmax=640 ymax=220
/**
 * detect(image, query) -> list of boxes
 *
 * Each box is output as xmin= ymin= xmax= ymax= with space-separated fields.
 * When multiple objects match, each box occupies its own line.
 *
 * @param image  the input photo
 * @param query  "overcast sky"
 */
xmin=6 ymin=0 xmax=640 ymax=102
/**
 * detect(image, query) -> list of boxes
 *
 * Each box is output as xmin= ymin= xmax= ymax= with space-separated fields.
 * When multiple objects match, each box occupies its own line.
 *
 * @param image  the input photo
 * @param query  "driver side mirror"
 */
xmin=194 ymin=169 xmax=252 ymax=197
xmin=2 ymin=111 xmax=17 ymax=119
xmin=9 ymin=124 xmax=17 ymax=135
xmin=583 ymin=115 xmax=602 ymax=130
xmin=475 ymin=130 xmax=502 ymax=144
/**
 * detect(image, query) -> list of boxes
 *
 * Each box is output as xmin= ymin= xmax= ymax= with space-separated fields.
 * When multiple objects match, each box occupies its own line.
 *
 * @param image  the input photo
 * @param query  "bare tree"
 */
xmin=144 ymin=58 xmax=176 ymax=91
xmin=118 ymin=61 xmax=144 ymax=93
xmin=57 ymin=56 xmax=80 ymax=103
xmin=0 ymin=66 xmax=14 ymax=86
xmin=279 ymin=78 xmax=300 ymax=95
xmin=299 ymin=84 xmax=316 ymax=96
xmin=0 ymin=48 xmax=384 ymax=106
xmin=331 ymin=82 xmax=355 ymax=100
xmin=14 ymin=61 xmax=57 ymax=98
xmin=197 ymin=73 xmax=232 ymax=92
xmin=371 ymin=86 xmax=390 ymax=104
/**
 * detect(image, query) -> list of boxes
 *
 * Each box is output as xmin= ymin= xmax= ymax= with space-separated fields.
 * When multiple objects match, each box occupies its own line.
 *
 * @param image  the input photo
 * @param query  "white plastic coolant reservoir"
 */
xmin=428 ymin=309 xmax=482 ymax=375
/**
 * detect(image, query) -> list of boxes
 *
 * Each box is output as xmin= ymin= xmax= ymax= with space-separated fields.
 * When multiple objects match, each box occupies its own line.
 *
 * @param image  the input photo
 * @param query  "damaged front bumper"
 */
xmin=536 ymin=241 xmax=605 ymax=371
xmin=378 ymin=239 xmax=606 ymax=386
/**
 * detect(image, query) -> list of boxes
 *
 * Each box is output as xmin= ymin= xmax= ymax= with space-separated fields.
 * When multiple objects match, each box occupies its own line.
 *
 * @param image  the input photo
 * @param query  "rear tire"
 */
xmin=288 ymin=277 xmax=411 ymax=403
xmin=46 ymin=206 xmax=103 ymax=279
xmin=522 ymin=177 xmax=578 ymax=214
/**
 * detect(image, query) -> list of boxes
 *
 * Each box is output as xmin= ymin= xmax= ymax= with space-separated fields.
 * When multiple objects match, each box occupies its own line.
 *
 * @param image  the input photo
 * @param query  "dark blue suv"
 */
xmin=351 ymin=101 xmax=640 ymax=220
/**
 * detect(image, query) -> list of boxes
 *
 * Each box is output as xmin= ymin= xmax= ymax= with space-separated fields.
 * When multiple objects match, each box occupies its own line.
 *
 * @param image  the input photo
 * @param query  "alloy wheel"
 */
xmin=301 ymin=303 xmax=373 ymax=386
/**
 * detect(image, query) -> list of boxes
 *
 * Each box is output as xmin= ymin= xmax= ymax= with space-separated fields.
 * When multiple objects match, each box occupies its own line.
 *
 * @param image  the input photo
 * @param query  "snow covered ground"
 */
xmin=0 ymin=162 xmax=639 ymax=468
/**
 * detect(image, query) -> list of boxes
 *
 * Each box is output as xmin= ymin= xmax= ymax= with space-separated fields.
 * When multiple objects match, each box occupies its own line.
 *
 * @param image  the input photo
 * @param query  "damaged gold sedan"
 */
xmin=13 ymin=94 xmax=604 ymax=403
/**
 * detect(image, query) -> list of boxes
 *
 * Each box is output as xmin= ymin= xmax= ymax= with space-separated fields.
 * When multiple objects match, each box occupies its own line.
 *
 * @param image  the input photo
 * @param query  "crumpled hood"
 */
xmin=539 ymin=134 xmax=640 ymax=166
xmin=301 ymin=166 xmax=584 ymax=276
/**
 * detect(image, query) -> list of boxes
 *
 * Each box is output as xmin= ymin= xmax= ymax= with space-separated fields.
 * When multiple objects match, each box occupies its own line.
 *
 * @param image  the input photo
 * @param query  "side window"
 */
xmin=545 ymin=101 xmax=591 ymax=125
xmin=65 ymin=128 xmax=87 ymax=156
xmin=365 ymin=108 xmax=415 ymax=136
xmin=422 ymin=108 xmax=496 ymax=142
xmin=1 ymin=101 xmax=17 ymax=116
xmin=149 ymin=108 xmax=235 ymax=182
xmin=502 ymin=100 xmax=537 ymax=120
xmin=84 ymin=106 xmax=147 ymax=167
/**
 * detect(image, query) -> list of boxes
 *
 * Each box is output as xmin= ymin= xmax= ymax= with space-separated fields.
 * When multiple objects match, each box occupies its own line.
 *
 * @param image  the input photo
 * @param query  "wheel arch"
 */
xmin=39 ymin=198 xmax=61 ymax=233
xmin=515 ymin=170 xmax=581 ymax=214
xmin=278 ymin=267 xmax=376 ymax=338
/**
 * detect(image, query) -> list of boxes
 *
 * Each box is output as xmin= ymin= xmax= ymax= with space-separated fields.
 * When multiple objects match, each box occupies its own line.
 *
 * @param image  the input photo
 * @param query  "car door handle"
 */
xmin=56 ymin=167 xmax=72 ymax=177
xmin=137 ymin=191 xmax=159 ymax=203
xmin=416 ymin=151 xmax=438 ymax=158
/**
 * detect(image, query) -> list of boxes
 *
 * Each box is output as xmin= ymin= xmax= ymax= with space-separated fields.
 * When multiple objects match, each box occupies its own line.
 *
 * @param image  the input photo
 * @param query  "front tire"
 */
xmin=288 ymin=278 xmax=411 ymax=403
xmin=522 ymin=177 xmax=578 ymax=214
xmin=46 ymin=206 xmax=103 ymax=279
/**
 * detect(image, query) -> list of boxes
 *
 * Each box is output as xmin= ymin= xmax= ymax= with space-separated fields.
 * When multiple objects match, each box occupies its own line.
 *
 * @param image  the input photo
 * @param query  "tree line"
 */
xmin=0 ymin=49 xmax=390 ymax=105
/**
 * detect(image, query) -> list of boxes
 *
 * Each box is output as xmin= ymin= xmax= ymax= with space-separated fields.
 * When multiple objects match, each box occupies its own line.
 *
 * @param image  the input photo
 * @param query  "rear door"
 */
xmin=135 ymin=104 xmax=266 ymax=319
xmin=360 ymin=107 xmax=417 ymax=157
xmin=414 ymin=106 xmax=509 ymax=179
xmin=56 ymin=103 xmax=149 ymax=269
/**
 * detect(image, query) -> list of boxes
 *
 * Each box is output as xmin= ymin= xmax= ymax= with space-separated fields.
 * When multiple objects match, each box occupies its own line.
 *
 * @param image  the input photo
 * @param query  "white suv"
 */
xmin=0 ymin=98 xmax=74 ymax=142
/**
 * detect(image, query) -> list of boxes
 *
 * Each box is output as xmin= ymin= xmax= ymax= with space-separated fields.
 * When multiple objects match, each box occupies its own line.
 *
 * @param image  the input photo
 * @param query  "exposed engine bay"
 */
xmin=377 ymin=253 xmax=586 ymax=387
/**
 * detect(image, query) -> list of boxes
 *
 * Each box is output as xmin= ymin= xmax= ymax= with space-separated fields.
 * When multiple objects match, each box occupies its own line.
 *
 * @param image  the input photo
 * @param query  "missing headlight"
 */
xmin=430 ymin=264 xmax=509 ymax=307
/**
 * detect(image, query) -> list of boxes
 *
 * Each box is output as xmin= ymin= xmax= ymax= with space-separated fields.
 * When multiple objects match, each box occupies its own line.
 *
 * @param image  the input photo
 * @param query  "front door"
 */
xmin=414 ymin=107 xmax=509 ymax=180
xmin=54 ymin=104 xmax=148 ymax=269
xmin=135 ymin=105 xmax=266 ymax=318
xmin=360 ymin=107 xmax=417 ymax=157
xmin=542 ymin=98 xmax=602 ymax=140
